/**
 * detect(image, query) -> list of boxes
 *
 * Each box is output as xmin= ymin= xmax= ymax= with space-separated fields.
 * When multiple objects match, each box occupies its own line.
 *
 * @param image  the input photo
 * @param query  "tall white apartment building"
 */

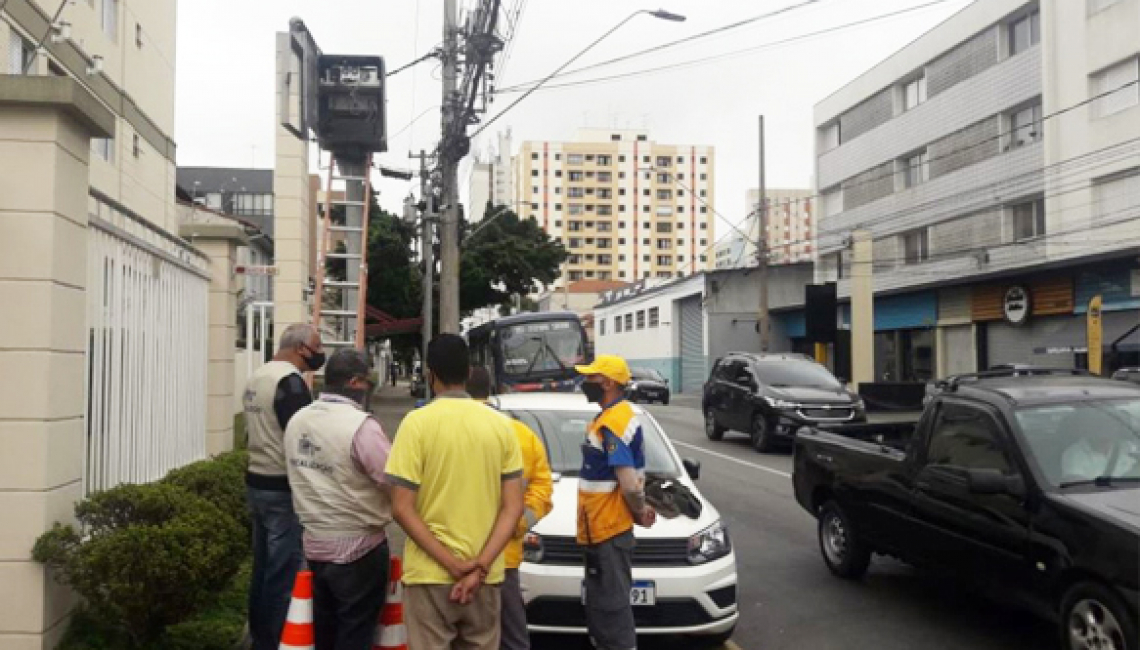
xmin=715 ymin=189 xmax=814 ymax=268
xmin=514 ymin=129 xmax=716 ymax=286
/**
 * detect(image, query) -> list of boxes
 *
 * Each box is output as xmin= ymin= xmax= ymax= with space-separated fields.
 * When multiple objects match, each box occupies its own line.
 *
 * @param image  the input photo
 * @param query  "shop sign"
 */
xmin=1003 ymin=285 xmax=1032 ymax=326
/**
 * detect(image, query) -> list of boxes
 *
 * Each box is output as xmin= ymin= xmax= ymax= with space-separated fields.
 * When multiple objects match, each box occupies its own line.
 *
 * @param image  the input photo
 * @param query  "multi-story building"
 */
xmin=470 ymin=129 xmax=516 ymax=223
xmin=807 ymin=0 xmax=1139 ymax=384
xmin=513 ymin=129 xmax=716 ymax=286
xmin=177 ymin=167 xmax=275 ymax=234
xmin=715 ymin=189 xmax=814 ymax=269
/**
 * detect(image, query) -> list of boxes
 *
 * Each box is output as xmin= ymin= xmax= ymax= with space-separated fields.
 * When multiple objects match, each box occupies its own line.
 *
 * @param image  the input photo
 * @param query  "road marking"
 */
xmin=673 ymin=440 xmax=792 ymax=479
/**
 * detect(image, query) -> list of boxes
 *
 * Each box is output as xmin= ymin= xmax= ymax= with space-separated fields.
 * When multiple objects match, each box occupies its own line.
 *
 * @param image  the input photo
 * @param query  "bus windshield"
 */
xmin=500 ymin=320 xmax=585 ymax=376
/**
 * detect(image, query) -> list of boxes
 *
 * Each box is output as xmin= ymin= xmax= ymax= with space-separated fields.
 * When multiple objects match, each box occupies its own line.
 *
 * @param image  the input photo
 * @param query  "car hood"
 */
xmin=531 ymin=475 xmax=723 ymax=539
xmin=1054 ymin=488 xmax=1140 ymax=534
xmin=631 ymin=380 xmax=668 ymax=390
xmin=767 ymin=385 xmax=854 ymax=403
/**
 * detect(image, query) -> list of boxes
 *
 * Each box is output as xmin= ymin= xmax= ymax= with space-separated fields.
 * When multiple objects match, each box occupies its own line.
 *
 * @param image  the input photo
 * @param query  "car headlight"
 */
xmin=688 ymin=520 xmax=731 ymax=565
xmin=629 ymin=382 xmax=640 ymax=391
xmin=763 ymin=396 xmax=800 ymax=409
xmin=854 ymin=398 xmax=866 ymax=411
xmin=522 ymin=532 xmax=543 ymax=563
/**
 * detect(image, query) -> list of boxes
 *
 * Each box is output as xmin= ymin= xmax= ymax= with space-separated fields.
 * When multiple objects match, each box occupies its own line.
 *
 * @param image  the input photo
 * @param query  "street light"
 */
xmin=471 ymin=7 xmax=686 ymax=139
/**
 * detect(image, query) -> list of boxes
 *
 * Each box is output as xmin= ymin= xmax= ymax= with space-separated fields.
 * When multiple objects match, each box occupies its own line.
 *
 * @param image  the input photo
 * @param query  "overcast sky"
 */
xmin=176 ymin=0 xmax=972 ymax=242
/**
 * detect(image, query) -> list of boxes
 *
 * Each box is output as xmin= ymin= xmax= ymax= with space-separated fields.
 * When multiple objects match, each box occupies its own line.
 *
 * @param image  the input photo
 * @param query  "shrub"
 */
xmin=164 ymin=450 xmax=251 ymax=536
xmin=33 ymin=483 xmax=246 ymax=648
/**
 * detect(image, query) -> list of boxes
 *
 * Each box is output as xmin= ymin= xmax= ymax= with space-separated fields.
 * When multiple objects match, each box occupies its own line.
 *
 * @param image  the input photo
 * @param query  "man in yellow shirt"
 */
xmin=466 ymin=367 xmax=553 ymax=650
xmin=385 ymin=334 xmax=524 ymax=649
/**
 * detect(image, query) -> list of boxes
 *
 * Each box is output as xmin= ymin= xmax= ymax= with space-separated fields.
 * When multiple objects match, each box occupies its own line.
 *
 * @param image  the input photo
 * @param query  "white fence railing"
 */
xmin=85 ymin=196 xmax=211 ymax=494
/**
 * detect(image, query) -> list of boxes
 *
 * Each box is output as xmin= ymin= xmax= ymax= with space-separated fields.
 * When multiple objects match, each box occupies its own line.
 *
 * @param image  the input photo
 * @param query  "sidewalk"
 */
xmin=370 ymin=381 xmax=418 ymax=437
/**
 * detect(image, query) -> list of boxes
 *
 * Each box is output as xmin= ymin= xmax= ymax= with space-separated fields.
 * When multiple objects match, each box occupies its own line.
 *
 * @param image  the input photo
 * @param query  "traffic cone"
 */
xmin=372 ymin=556 xmax=407 ymax=650
xmin=280 ymin=570 xmax=315 ymax=650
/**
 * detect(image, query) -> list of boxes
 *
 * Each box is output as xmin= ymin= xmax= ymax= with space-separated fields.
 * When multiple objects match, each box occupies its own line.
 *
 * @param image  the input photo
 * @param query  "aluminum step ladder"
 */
xmin=312 ymin=153 xmax=375 ymax=350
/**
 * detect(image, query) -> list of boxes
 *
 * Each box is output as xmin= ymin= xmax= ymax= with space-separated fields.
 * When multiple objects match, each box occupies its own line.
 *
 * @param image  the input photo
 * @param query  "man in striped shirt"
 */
xmin=285 ymin=349 xmax=392 ymax=650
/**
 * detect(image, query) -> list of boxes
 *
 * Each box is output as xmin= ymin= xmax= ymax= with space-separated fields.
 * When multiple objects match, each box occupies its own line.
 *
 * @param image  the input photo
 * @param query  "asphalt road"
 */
xmin=370 ymin=386 xmax=1056 ymax=649
xmin=641 ymin=402 xmax=1058 ymax=650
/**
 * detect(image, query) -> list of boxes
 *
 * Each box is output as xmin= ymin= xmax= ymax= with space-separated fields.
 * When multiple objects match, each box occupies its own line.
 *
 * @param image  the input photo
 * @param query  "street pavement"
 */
xmin=369 ymin=385 xmax=1055 ymax=649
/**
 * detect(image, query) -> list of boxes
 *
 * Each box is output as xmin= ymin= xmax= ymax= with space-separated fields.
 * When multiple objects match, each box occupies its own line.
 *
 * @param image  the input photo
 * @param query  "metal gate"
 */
xmin=987 ymin=316 xmax=1074 ymax=370
xmin=85 ymin=201 xmax=210 ymax=494
xmin=678 ymin=295 xmax=705 ymax=393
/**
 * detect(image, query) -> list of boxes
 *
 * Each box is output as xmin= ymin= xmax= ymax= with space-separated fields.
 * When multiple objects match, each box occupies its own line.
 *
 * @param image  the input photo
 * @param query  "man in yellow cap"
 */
xmin=573 ymin=354 xmax=656 ymax=650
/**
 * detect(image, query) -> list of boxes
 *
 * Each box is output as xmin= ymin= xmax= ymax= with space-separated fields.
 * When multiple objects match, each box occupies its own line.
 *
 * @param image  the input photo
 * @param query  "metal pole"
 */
xmin=417 ymin=151 xmax=435 ymax=373
xmin=439 ymin=0 xmax=462 ymax=333
xmin=758 ymin=115 xmax=770 ymax=352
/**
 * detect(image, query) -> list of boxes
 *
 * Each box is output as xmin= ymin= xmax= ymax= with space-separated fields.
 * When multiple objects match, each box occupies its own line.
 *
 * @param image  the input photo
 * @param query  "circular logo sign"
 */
xmin=1003 ymin=285 xmax=1032 ymax=326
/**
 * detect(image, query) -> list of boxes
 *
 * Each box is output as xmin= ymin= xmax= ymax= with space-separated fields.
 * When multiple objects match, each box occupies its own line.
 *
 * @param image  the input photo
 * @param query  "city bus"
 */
xmin=466 ymin=312 xmax=590 ymax=394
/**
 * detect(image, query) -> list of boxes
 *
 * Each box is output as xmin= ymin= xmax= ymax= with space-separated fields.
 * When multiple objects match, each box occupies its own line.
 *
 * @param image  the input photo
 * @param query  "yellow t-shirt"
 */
xmin=505 ymin=418 xmax=553 ymax=569
xmin=385 ymin=396 xmax=523 ymax=585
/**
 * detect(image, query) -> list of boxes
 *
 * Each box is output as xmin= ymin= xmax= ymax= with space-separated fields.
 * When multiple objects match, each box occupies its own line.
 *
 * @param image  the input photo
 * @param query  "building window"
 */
xmin=902 ymin=74 xmax=927 ymax=111
xmin=700 ymin=206 xmax=708 ymax=214
xmin=569 ymin=238 xmax=582 ymax=248
xmin=1010 ymin=199 xmax=1046 ymax=241
xmin=567 ymin=154 xmax=584 ymax=165
xmin=700 ymin=190 xmax=707 ymax=198
xmin=1009 ymin=10 xmax=1040 ymax=56
xmin=656 ymin=223 xmax=672 ymax=233
xmin=656 ymin=206 xmax=673 ymax=217
xmin=1006 ymin=103 xmax=1043 ymax=148
xmin=677 ymin=206 xmax=685 ymax=214
xmin=677 ymin=173 xmax=685 ymax=180
xmin=598 ymin=155 xmax=613 ymax=165
xmin=91 ymin=136 xmax=115 ymax=163
xmin=619 ymin=155 xmax=626 ymax=163
xmin=1091 ymin=57 xmax=1140 ymax=118
xmin=102 ymin=0 xmax=119 ymax=41
xmin=699 ymin=238 xmax=707 ymax=246
xmin=643 ymin=254 xmax=651 ymax=262
xmin=585 ymin=270 xmax=596 ymax=278
xmin=642 ymin=238 xmax=651 ymax=246
xmin=657 ymin=189 xmax=672 ymax=200
xmin=615 ymin=316 xmax=623 ymax=333
xmin=568 ymin=204 xmax=584 ymax=215
xmin=568 ymin=187 xmax=585 ymax=198
xmin=531 ymin=152 xmax=539 ymax=160
xmin=643 ymin=206 xmax=651 ymax=213
xmin=624 ymin=314 xmax=633 ymax=330
xmin=569 ymin=171 xmax=584 ymax=182
xmin=598 ymin=189 xmax=612 ymax=199
xmin=531 ymin=170 xmax=539 ymax=177
xmin=600 ymin=319 xmax=606 ymax=336
xmin=568 ymin=221 xmax=582 ymax=232
xmin=585 ymin=155 xmax=595 ymax=162
xmin=599 ymin=254 xmax=613 ymax=265
xmin=700 ymin=156 xmax=708 ymax=165
xmin=648 ymin=307 xmax=660 ymax=327
xmin=657 ymin=239 xmax=672 ymax=250
xmin=657 ymin=255 xmax=672 ymax=266
xmin=657 ymin=271 xmax=672 ymax=279
xmin=598 ymin=172 xmax=613 ymax=183
xmin=8 ymin=32 xmax=35 ymax=74
xmin=657 ymin=173 xmax=671 ymax=184
xmin=597 ymin=206 xmax=613 ymax=217
xmin=700 ymin=222 xmax=708 ymax=229
xmin=636 ymin=311 xmax=646 ymax=329
xmin=598 ymin=238 xmax=612 ymax=249
xmin=902 ymin=229 xmax=929 ymax=265
xmin=700 ymin=173 xmax=708 ymax=181
xmin=902 ymin=150 xmax=929 ymax=188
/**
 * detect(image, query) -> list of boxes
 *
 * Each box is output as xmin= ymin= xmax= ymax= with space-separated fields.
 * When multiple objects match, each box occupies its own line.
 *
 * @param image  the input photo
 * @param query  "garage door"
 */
xmin=678 ymin=295 xmax=706 ymax=393
xmin=988 ymin=317 xmax=1075 ymax=369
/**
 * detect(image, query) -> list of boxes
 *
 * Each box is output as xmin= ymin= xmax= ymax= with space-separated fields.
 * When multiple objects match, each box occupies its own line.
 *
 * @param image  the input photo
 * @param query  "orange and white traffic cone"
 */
xmin=280 ymin=570 xmax=315 ymax=650
xmin=372 ymin=556 xmax=407 ymax=650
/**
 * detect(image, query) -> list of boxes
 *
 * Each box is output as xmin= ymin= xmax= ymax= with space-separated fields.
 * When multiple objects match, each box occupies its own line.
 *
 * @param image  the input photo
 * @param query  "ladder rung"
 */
xmin=324 ymin=280 xmax=360 ymax=289
xmin=333 ymin=200 xmax=368 ymax=207
xmin=322 ymin=310 xmax=359 ymax=318
xmin=329 ymin=225 xmax=363 ymax=233
xmin=325 ymin=252 xmax=362 ymax=260
xmin=324 ymin=340 xmax=357 ymax=347
xmin=332 ymin=175 xmax=368 ymax=183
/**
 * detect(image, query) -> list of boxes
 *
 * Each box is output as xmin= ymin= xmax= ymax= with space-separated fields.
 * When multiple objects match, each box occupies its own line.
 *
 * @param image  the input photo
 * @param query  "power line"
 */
xmin=495 ymin=0 xmax=959 ymax=94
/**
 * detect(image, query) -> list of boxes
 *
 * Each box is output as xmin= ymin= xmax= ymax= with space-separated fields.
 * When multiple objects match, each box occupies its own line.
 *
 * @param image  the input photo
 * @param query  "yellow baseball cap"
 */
xmin=574 ymin=354 xmax=632 ymax=385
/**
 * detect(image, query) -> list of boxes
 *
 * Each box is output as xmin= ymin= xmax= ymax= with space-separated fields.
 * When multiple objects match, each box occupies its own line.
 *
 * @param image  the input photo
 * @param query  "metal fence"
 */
xmin=85 ymin=194 xmax=211 ymax=494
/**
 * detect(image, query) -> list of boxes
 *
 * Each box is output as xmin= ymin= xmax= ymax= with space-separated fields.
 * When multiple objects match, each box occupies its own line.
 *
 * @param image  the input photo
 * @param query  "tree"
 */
xmin=458 ymin=205 xmax=568 ymax=313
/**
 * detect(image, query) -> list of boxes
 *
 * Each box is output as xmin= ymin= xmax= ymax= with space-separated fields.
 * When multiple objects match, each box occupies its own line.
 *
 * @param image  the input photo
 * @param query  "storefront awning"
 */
xmin=1033 ymin=310 xmax=1140 ymax=354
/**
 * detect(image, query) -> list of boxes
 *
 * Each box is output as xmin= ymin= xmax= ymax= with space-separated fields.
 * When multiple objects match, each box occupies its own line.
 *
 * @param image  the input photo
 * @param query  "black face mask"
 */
xmin=582 ymin=381 xmax=605 ymax=404
xmin=304 ymin=351 xmax=326 ymax=372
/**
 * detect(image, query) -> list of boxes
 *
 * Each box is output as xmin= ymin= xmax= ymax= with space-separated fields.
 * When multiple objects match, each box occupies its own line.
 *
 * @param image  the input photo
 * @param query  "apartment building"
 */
xmin=715 ymin=189 xmax=814 ymax=269
xmin=470 ymin=130 xmax=515 ymax=223
xmin=514 ymin=129 xmax=716 ymax=286
xmin=806 ymin=0 xmax=1140 ymax=383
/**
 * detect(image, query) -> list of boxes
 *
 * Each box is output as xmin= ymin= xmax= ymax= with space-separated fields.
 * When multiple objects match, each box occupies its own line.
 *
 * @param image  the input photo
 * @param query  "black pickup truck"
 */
xmin=793 ymin=370 xmax=1140 ymax=650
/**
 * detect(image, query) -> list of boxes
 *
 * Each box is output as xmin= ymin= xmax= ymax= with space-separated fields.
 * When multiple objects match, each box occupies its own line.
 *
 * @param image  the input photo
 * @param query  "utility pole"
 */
xmin=438 ymin=0 xmax=462 ymax=333
xmin=757 ymin=115 xmax=770 ymax=352
xmin=410 ymin=150 xmax=435 ymax=371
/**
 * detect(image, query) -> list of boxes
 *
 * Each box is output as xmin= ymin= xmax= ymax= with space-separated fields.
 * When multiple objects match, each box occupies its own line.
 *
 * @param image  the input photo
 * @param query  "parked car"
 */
xmin=627 ymin=368 xmax=671 ymax=405
xmin=490 ymin=393 xmax=738 ymax=647
xmin=1113 ymin=367 xmax=1140 ymax=385
xmin=793 ymin=369 xmax=1139 ymax=650
xmin=702 ymin=352 xmax=866 ymax=453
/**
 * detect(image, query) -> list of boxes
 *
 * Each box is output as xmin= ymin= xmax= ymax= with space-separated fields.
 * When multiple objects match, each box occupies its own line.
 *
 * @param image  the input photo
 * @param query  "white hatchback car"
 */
xmin=490 ymin=393 xmax=739 ymax=646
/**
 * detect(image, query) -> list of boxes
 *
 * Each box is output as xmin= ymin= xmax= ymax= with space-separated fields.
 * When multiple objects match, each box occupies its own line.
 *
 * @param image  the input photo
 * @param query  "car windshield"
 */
xmin=631 ymin=368 xmax=663 ymax=382
xmin=500 ymin=321 xmax=585 ymax=376
xmin=506 ymin=408 xmax=681 ymax=478
xmin=1014 ymin=399 xmax=1140 ymax=488
xmin=754 ymin=360 xmax=841 ymax=388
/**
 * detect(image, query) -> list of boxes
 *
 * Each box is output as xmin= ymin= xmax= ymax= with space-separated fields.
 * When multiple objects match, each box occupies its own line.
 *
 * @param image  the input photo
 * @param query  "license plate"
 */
xmin=581 ymin=581 xmax=656 ymax=606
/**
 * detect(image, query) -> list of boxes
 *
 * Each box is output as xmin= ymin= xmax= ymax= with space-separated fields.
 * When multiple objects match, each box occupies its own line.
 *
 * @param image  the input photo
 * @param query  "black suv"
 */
xmin=702 ymin=352 xmax=866 ymax=452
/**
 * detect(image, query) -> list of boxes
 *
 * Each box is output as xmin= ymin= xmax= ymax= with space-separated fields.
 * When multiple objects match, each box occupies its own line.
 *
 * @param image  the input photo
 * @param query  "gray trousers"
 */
xmin=500 ymin=568 xmax=530 ymax=650
xmin=583 ymin=530 xmax=636 ymax=650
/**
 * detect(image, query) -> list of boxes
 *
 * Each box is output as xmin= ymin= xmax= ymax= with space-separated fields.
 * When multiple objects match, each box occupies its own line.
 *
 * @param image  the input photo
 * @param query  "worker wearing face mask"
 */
xmin=243 ymin=323 xmax=325 ymax=650
xmin=573 ymin=355 xmax=656 ymax=650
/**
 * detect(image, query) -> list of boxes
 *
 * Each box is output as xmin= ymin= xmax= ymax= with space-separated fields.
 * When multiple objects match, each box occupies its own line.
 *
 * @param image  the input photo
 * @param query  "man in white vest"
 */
xmin=286 ymin=348 xmax=392 ymax=650
xmin=243 ymin=323 xmax=324 ymax=650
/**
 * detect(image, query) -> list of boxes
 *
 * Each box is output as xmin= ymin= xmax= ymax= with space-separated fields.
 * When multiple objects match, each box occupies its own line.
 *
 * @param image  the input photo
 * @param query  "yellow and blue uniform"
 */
xmin=577 ymin=398 xmax=646 ymax=545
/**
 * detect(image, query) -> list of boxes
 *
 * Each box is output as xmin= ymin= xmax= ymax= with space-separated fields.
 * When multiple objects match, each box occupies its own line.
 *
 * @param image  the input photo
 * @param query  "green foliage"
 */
xmin=34 ymin=472 xmax=247 ymax=648
xmin=459 ymin=205 xmax=568 ymax=313
xmin=163 ymin=450 xmax=250 ymax=536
